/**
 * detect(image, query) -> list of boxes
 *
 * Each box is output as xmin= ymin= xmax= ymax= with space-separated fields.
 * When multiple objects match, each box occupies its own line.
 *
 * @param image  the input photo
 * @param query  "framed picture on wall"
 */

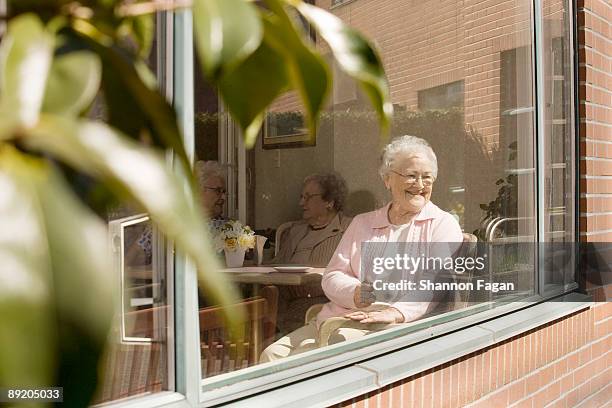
xmin=262 ymin=111 xmax=315 ymax=149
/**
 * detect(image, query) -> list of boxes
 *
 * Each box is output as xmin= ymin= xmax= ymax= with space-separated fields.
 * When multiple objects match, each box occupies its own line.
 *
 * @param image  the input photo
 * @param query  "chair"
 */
xmin=199 ymin=285 xmax=278 ymax=377
xmin=274 ymin=221 xmax=295 ymax=256
xmin=95 ymin=305 xmax=169 ymax=404
xmin=306 ymin=233 xmax=478 ymax=347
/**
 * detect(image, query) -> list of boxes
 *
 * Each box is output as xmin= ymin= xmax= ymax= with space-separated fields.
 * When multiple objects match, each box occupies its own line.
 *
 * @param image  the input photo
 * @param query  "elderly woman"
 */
xmin=195 ymin=160 xmax=229 ymax=229
xmin=260 ymin=136 xmax=462 ymax=362
xmin=273 ymin=173 xmax=352 ymax=333
xmin=274 ymin=173 xmax=352 ymax=266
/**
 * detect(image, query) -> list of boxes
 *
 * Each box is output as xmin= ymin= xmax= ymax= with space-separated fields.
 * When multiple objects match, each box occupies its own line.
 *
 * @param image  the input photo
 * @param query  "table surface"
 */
xmin=221 ymin=266 xmax=325 ymax=286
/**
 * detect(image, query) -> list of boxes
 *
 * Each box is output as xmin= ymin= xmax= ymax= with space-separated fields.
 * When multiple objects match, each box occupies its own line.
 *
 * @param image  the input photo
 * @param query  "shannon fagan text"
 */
xmin=372 ymin=279 xmax=514 ymax=293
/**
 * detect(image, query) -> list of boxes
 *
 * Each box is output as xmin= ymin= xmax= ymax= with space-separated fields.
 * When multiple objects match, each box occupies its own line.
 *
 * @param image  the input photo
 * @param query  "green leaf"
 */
xmin=42 ymin=50 xmax=102 ymax=116
xmin=0 ymin=13 xmax=54 ymax=128
xmin=193 ymin=0 xmax=263 ymax=79
xmin=0 ymin=148 xmax=56 ymax=388
xmin=294 ymin=1 xmax=393 ymax=133
xmin=78 ymin=34 xmax=192 ymax=174
xmin=131 ymin=13 xmax=155 ymax=58
xmin=35 ymin=157 xmax=114 ymax=407
xmin=262 ymin=2 xmax=330 ymax=142
xmin=217 ymin=29 xmax=291 ymax=148
xmin=26 ymin=116 xmax=243 ymax=316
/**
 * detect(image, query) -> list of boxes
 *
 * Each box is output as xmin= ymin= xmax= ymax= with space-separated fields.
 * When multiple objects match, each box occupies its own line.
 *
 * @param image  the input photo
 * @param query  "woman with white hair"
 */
xmin=260 ymin=135 xmax=462 ymax=362
xmin=195 ymin=160 xmax=229 ymax=227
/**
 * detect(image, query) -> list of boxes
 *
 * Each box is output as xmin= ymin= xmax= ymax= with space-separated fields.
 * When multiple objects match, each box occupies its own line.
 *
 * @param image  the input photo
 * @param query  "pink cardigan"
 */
xmin=317 ymin=201 xmax=463 ymax=327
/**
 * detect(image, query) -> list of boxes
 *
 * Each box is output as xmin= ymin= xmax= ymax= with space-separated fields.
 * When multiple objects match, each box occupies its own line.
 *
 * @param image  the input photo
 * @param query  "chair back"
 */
xmin=95 ymin=305 xmax=169 ymax=404
xmin=452 ymin=232 xmax=478 ymax=309
xmin=274 ymin=221 xmax=295 ymax=256
xmin=199 ymin=285 xmax=278 ymax=377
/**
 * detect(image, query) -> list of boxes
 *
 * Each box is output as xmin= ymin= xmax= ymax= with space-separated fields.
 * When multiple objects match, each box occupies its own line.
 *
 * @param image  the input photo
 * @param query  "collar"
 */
xmin=371 ymin=201 xmax=438 ymax=228
xmin=309 ymin=212 xmax=344 ymax=233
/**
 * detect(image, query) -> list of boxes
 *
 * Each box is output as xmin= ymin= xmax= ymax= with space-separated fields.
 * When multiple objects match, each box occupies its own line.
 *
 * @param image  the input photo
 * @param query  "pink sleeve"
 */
xmin=321 ymin=217 xmax=362 ymax=309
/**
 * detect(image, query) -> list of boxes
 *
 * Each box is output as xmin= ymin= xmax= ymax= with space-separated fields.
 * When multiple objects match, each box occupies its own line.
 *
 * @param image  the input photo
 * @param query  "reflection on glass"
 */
xmin=91 ymin=14 xmax=174 ymax=404
xmin=543 ymin=0 xmax=575 ymax=287
xmin=93 ymin=214 xmax=171 ymax=404
xmin=192 ymin=0 xmax=574 ymax=378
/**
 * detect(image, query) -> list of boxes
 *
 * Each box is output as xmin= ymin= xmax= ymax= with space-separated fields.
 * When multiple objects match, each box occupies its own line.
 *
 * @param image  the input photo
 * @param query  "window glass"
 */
xmin=91 ymin=15 xmax=174 ymax=404
xmin=542 ymin=0 xmax=576 ymax=287
xmin=192 ymin=0 xmax=572 ymax=382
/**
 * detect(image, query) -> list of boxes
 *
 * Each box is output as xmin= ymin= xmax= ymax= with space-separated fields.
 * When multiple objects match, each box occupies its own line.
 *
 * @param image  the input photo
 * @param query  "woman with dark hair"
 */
xmin=274 ymin=172 xmax=351 ymax=266
xmin=273 ymin=172 xmax=352 ymax=333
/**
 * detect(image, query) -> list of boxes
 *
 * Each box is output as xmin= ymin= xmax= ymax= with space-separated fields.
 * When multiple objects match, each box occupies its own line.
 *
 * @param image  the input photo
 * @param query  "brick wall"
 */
xmin=329 ymin=0 xmax=612 ymax=406
xmin=334 ymin=304 xmax=611 ymax=407
xmin=578 ymin=0 xmax=612 ymax=243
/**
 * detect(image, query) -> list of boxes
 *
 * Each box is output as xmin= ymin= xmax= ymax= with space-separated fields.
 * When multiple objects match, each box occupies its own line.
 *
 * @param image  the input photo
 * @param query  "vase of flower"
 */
xmin=224 ymin=247 xmax=246 ymax=268
xmin=213 ymin=220 xmax=256 ymax=268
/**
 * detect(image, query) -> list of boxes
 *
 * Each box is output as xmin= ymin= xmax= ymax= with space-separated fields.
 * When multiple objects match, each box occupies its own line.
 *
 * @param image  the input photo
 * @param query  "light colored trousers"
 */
xmin=259 ymin=321 xmax=370 ymax=363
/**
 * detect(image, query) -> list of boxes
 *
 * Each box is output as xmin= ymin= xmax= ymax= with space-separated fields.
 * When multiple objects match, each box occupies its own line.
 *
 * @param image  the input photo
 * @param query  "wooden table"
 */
xmin=220 ymin=266 xmax=324 ymax=287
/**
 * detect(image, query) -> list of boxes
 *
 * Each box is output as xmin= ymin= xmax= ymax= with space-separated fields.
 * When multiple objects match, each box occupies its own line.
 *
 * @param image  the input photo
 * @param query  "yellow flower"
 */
xmin=225 ymin=237 xmax=238 ymax=251
xmin=238 ymin=234 xmax=255 ymax=249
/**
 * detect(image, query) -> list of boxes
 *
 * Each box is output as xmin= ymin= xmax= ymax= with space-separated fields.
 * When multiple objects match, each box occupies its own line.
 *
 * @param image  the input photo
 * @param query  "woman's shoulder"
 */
xmin=346 ymin=204 xmax=389 ymax=229
xmin=425 ymin=202 xmax=463 ymax=240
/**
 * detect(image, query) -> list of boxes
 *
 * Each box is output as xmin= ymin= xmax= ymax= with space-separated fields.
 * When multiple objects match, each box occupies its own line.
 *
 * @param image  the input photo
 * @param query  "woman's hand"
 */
xmin=353 ymin=282 xmax=376 ymax=308
xmin=345 ymin=307 xmax=405 ymax=324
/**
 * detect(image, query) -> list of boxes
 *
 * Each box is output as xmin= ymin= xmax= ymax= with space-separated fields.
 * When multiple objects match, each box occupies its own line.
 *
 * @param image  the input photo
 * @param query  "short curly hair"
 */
xmin=379 ymin=135 xmax=438 ymax=179
xmin=304 ymin=172 xmax=348 ymax=212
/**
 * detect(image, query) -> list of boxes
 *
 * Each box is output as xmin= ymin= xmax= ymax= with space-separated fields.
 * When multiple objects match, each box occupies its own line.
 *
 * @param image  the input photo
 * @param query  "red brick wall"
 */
xmin=335 ymin=304 xmax=612 ymax=407
xmin=330 ymin=0 xmax=612 ymax=406
xmin=578 ymin=0 xmax=612 ymax=243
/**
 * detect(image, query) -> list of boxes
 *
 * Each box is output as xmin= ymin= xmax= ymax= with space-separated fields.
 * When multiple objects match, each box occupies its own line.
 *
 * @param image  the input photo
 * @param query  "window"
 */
xmin=418 ymin=80 xmax=465 ymax=110
xmin=187 ymin=0 xmax=576 ymax=403
xmin=92 ymin=13 xmax=175 ymax=405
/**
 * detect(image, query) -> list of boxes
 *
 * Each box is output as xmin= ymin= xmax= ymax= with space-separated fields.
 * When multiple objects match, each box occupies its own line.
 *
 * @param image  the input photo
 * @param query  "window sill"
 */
xmin=218 ymin=292 xmax=591 ymax=408
xmin=97 ymin=392 xmax=189 ymax=408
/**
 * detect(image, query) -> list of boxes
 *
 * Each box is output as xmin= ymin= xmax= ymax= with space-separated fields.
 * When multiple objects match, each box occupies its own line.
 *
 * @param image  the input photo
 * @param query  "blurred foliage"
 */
xmin=0 ymin=0 xmax=391 ymax=406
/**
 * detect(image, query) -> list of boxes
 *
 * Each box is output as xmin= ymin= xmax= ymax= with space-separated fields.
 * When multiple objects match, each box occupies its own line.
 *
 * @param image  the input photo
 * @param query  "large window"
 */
xmin=93 ymin=13 xmax=175 ymax=405
xmin=188 ymin=0 xmax=576 ymax=402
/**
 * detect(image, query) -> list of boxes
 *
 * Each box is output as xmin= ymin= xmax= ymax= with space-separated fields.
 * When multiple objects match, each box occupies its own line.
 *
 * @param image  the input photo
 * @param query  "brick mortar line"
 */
xmin=579 ymin=120 xmax=612 ymax=129
xmin=511 ymin=348 xmax=612 ymax=408
xmin=579 ymin=44 xmax=612 ymax=62
xmin=580 ymin=192 xmax=612 ymax=196
xmin=578 ymin=117 xmax=612 ymax=126
xmin=579 ymin=81 xmax=612 ymax=95
xmin=579 ymin=5 xmax=612 ymax=19
xmin=578 ymin=8 xmax=612 ymax=29
xmin=578 ymin=63 xmax=612 ymax=78
xmin=580 ymin=100 xmax=612 ymax=110
xmin=580 ymin=211 xmax=612 ymax=216
xmin=580 ymin=228 xmax=612 ymax=235
xmin=473 ymin=340 xmax=612 ymax=408
xmin=573 ymin=383 xmax=612 ymax=408
xmin=578 ymin=25 xmax=612 ymax=45
xmin=581 ymin=136 xmax=612 ymax=142
xmin=544 ymin=370 xmax=612 ymax=408
xmin=580 ymin=156 xmax=612 ymax=162
xmin=580 ymin=175 xmax=612 ymax=178
xmin=593 ymin=314 xmax=612 ymax=325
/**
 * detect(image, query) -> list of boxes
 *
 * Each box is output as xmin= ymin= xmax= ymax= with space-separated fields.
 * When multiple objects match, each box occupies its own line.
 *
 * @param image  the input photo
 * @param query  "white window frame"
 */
xmin=101 ymin=0 xmax=580 ymax=406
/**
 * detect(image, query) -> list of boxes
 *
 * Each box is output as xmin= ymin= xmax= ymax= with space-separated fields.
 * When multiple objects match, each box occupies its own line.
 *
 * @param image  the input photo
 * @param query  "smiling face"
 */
xmin=384 ymin=153 xmax=435 ymax=213
xmin=201 ymin=175 xmax=226 ymax=219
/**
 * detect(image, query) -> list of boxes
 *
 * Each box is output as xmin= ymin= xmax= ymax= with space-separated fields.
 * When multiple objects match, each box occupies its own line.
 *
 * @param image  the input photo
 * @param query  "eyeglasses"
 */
xmin=203 ymin=186 xmax=227 ymax=195
xmin=300 ymin=193 xmax=323 ymax=201
xmin=390 ymin=170 xmax=435 ymax=186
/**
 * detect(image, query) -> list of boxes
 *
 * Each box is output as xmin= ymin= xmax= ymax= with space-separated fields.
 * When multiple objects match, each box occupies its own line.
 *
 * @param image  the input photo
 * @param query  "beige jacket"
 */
xmin=274 ymin=213 xmax=352 ymax=267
